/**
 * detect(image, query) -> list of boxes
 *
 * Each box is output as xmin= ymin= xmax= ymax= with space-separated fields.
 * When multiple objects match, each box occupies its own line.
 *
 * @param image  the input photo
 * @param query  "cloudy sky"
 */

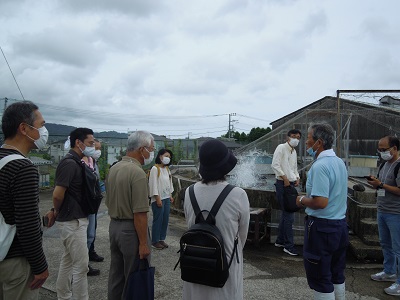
xmin=1 ymin=0 xmax=399 ymax=138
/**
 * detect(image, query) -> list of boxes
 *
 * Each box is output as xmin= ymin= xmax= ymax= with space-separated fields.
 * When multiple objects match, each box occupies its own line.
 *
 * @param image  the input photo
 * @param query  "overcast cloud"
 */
xmin=1 ymin=0 xmax=399 ymax=138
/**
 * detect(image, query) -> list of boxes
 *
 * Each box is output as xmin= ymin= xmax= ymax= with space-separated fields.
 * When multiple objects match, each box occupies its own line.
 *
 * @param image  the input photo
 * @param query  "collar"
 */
xmin=316 ymin=149 xmax=336 ymax=160
xmin=122 ymin=155 xmax=141 ymax=166
xmin=68 ymin=149 xmax=82 ymax=160
xmin=284 ymin=142 xmax=294 ymax=153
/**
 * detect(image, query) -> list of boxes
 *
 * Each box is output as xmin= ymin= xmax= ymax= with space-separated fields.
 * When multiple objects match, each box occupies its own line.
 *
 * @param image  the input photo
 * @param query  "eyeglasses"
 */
xmin=144 ymin=146 xmax=156 ymax=152
xmin=377 ymin=147 xmax=392 ymax=153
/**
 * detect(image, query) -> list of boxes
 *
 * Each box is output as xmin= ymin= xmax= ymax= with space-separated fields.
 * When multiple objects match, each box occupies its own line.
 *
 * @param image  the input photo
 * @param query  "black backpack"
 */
xmin=174 ymin=184 xmax=239 ymax=288
xmin=66 ymin=154 xmax=103 ymax=215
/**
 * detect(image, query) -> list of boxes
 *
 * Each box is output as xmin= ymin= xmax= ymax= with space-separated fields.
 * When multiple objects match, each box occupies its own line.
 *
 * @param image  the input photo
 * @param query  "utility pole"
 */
xmin=186 ymin=132 xmax=191 ymax=159
xmin=228 ymin=113 xmax=237 ymax=138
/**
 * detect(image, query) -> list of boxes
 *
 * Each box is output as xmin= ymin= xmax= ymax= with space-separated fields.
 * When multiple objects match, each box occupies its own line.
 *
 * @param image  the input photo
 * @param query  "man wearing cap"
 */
xmin=183 ymin=138 xmax=250 ymax=300
xmin=271 ymin=129 xmax=301 ymax=256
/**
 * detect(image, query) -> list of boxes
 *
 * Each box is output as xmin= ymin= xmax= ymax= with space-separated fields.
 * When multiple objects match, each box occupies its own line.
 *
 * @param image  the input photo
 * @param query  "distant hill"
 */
xmin=46 ymin=123 xmax=76 ymax=137
xmin=1 ymin=123 xmax=139 ymax=143
xmin=46 ymin=123 xmax=128 ymax=142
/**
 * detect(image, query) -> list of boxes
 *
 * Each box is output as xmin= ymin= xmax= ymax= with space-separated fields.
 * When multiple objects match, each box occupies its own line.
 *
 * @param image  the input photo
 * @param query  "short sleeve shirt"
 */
xmin=305 ymin=150 xmax=348 ymax=219
xmin=377 ymin=160 xmax=400 ymax=214
xmin=55 ymin=150 xmax=86 ymax=221
xmin=106 ymin=156 xmax=149 ymax=219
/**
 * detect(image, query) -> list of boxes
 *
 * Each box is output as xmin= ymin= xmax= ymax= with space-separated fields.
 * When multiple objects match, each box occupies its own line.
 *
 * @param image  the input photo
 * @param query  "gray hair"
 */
xmin=127 ymin=131 xmax=154 ymax=152
xmin=308 ymin=123 xmax=335 ymax=150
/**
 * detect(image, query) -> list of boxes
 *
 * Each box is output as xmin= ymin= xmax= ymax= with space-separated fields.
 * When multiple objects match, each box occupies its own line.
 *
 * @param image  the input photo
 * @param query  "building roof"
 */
xmin=270 ymin=96 xmax=400 ymax=126
xmin=29 ymin=156 xmax=53 ymax=166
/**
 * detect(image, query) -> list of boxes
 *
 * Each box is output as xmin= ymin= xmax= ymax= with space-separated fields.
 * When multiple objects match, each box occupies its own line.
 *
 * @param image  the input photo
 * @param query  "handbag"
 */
xmin=124 ymin=258 xmax=155 ymax=300
xmin=283 ymin=185 xmax=301 ymax=212
xmin=0 ymin=154 xmax=28 ymax=261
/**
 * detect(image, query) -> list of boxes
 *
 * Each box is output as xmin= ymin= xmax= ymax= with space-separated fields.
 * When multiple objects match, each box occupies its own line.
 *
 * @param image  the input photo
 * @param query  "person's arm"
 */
xmin=238 ymin=191 xmax=250 ymax=248
xmin=296 ymin=163 xmax=329 ymax=209
xmin=134 ymin=212 xmax=150 ymax=259
xmin=271 ymin=145 xmax=290 ymax=186
xmin=52 ymin=185 xmax=67 ymax=219
xmin=12 ymin=164 xmax=48 ymax=285
xmin=148 ymin=167 xmax=162 ymax=207
xmin=296 ymin=195 xmax=328 ymax=209
xmin=367 ymin=176 xmax=400 ymax=196
xmin=294 ymin=151 xmax=300 ymax=186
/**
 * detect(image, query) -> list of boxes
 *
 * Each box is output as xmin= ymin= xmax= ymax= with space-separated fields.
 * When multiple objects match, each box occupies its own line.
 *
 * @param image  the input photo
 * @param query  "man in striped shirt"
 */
xmin=0 ymin=101 xmax=49 ymax=299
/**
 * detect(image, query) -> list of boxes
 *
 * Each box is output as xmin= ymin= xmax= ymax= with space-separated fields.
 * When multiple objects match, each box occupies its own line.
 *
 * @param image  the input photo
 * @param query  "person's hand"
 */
xmin=170 ymin=196 xmax=174 ymax=204
xmin=30 ymin=269 xmax=49 ymax=290
xmin=283 ymin=178 xmax=290 ymax=187
xmin=139 ymin=243 xmax=150 ymax=259
xmin=295 ymin=179 xmax=300 ymax=187
xmin=296 ymin=196 xmax=302 ymax=207
xmin=46 ymin=210 xmax=56 ymax=228
xmin=367 ymin=176 xmax=380 ymax=189
xmin=156 ymin=198 xmax=162 ymax=208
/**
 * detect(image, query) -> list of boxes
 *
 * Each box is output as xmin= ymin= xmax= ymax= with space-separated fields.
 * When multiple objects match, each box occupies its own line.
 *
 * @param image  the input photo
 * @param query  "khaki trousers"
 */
xmin=56 ymin=218 xmax=89 ymax=300
xmin=0 ymin=256 xmax=39 ymax=300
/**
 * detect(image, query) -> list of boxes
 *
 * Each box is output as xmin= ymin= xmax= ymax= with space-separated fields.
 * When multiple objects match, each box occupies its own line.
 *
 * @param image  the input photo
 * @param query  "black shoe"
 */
xmin=89 ymin=252 xmax=104 ymax=262
xmin=88 ymin=265 xmax=100 ymax=276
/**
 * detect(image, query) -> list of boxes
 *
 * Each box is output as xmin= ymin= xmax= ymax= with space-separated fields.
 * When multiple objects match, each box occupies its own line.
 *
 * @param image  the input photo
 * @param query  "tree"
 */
xmin=247 ymin=127 xmax=271 ymax=142
xmin=222 ymin=127 xmax=271 ymax=143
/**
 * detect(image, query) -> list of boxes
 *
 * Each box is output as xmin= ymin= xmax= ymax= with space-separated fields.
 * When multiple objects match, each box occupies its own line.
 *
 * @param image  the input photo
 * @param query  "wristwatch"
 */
xmin=378 ymin=182 xmax=384 ymax=189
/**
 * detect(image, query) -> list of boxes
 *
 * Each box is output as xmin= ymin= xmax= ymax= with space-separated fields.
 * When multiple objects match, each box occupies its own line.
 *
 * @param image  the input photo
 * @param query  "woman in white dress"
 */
xmin=183 ymin=139 xmax=250 ymax=300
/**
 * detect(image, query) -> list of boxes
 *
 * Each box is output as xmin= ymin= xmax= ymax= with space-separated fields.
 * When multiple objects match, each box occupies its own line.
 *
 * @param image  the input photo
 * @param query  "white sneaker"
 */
xmin=274 ymin=242 xmax=284 ymax=248
xmin=384 ymin=283 xmax=400 ymax=296
xmin=371 ymin=271 xmax=397 ymax=282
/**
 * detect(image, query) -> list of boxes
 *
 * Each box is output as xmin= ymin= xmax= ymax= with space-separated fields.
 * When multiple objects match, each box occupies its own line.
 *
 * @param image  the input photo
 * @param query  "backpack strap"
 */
xmin=227 ymin=236 xmax=239 ymax=269
xmin=0 ymin=154 xmax=27 ymax=170
xmin=188 ymin=184 xmax=203 ymax=221
xmin=377 ymin=161 xmax=400 ymax=179
xmin=377 ymin=162 xmax=385 ymax=178
xmin=207 ymin=184 xmax=235 ymax=222
xmin=395 ymin=162 xmax=400 ymax=179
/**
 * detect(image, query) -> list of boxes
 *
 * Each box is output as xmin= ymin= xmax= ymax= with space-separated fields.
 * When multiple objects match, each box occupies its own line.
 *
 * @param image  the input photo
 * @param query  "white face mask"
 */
xmin=92 ymin=150 xmax=101 ymax=160
xmin=78 ymin=142 xmax=96 ymax=157
xmin=288 ymin=137 xmax=299 ymax=147
xmin=161 ymin=156 xmax=170 ymax=165
xmin=380 ymin=150 xmax=393 ymax=161
xmin=26 ymin=124 xmax=49 ymax=150
xmin=143 ymin=148 xmax=154 ymax=165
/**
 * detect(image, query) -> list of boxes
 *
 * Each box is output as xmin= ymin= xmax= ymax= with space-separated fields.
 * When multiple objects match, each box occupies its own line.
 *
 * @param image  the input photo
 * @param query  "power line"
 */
xmin=0 ymin=47 xmax=25 ymax=100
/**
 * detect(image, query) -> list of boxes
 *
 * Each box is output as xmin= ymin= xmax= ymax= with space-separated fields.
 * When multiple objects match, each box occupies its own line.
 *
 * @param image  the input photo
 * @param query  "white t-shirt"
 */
xmin=148 ymin=165 xmax=174 ymax=203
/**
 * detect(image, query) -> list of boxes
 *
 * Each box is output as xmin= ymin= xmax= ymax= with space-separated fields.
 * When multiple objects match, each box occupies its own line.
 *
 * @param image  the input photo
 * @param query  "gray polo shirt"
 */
xmin=377 ymin=160 xmax=400 ymax=214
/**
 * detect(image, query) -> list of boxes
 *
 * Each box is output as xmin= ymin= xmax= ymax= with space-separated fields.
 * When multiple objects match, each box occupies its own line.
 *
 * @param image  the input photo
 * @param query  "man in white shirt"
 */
xmin=271 ymin=129 xmax=301 ymax=256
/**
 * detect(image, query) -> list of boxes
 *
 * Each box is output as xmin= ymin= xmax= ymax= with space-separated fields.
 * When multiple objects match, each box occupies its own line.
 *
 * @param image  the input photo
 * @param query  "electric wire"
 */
xmin=0 ymin=46 xmax=25 ymax=100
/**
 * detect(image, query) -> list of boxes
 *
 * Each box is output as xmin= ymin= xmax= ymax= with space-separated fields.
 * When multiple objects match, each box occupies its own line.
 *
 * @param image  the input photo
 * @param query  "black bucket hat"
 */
xmin=199 ymin=139 xmax=237 ymax=180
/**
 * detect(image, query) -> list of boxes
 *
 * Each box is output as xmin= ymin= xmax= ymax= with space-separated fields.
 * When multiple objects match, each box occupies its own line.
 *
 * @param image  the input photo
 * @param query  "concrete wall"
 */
xmin=171 ymin=175 xmax=278 ymax=212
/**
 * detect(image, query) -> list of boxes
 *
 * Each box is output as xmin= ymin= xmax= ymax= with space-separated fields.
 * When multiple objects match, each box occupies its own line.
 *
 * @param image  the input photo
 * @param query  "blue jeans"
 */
xmin=378 ymin=212 xmax=400 ymax=283
xmin=87 ymin=213 xmax=96 ymax=250
xmin=151 ymin=198 xmax=171 ymax=244
xmin=275 ymin=180 xmax=295 ymax=249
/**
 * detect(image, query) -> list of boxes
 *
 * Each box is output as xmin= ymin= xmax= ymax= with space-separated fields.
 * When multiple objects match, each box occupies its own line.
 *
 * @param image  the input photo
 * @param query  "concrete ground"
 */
xmin=37 ymin=189 xmax=393 ymax=299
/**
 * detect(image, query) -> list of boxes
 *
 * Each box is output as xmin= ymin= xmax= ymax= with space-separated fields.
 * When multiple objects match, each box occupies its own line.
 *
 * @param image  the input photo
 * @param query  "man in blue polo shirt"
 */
xmin=295 ymin=123 xmax=348 ymax=300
